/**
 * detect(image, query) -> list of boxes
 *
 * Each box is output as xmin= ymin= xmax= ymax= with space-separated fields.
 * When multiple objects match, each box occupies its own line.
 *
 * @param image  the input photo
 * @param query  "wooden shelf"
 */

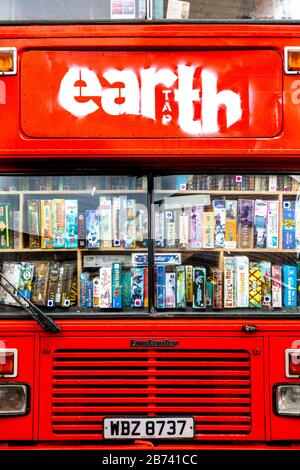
xmin=0 ymin=190 xmax=146 ymax=195
xmin=154 ymin=190 xmax=299 ymax=196
xmin=156 ymin=248 xmax=299 ymax=253
xmin=0 ymin=247 xmax=146 ymax=253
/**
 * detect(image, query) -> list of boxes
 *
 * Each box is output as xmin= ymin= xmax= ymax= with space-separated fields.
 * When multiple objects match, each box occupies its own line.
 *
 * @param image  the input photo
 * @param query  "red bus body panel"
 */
xmin=0 ymin=23 xmax=300 ymax=449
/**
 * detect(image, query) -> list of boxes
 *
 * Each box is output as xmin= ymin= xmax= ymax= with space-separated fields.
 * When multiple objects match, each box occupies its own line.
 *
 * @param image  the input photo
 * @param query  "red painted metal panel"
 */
xmin=39 ymin=335 xmax=264 ymax=442
xmin=0 ymin=336 xmax=34 ymax=440
xmin=20 ymin=50 xmax=282 ymax=140
xmin=269 ymin=336 xmax=300 ymax=440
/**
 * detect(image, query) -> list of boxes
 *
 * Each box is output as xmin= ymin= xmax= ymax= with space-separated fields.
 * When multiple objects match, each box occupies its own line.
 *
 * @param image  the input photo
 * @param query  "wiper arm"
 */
xmin=0 ymin=272 xmax=61 ymax=333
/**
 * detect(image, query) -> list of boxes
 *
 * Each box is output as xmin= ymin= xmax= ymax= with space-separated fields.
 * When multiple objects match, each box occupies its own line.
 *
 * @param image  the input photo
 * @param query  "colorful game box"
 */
xmin=272 ymin=265 xmax=282 ymax=308
xmin=65 ymin=200 xmax=78 ymax=249
xmin=238 ymin=199 xmax=254 ymax=249
xmin=31 ymin=261 xmax=50 ymax=305
xmin=40 ymin=200 xmax=52 ymax=249
xmin=211 ymin=268 xmax=223 ymax=309
xmin=131 ymin=267 xmax=144 ymax=308
xmin=190 ymin=205 xmax=203 ymax=248
xmin=235 ymin=256 xmax=249 ymax=308
xmin=86 ymin=210 xmax=100 ymax=249
xmin=52 ymin=199 xmax=65 ymax=248
xmin=202 ymin=211 xmax=214 ymax=249
xmin=156 ymin=265 xmax=166 ymax=309
xmin=254 ymin=199 xmax=267 ymax=248
xmin=185 ymin=265 xmax=193 ymax=305
xmin=112 ymin=262 xmax=122 ymax=308
xmin=99 ymin=267 xmax=112 ymax=308
xmin=224 ymin=257 xmax=236 ymax=308
xmin=213 ymin=200 xmax=226 ymax=248
xmin=165 ymin=272 xmax=176 ymax=308
xmin=225 ymin=200 xmax=237 ymax=249
xmin=249 ymin=262 xmax=262 ymax=308
xmin=282 ymin=265 xmax=297 ymax=308
xmin=260 ymin=260 xmax=272 ymax=308
xmin=28 ymin=200 xmax=40 ymax=248
xmin=93 ymin=277 xmax=100 ymax=308
xmin=192 ymin=267 xmax=206 ymax=309
xmin=99 ymin=196 xmax=112 ymax=248
xmin=267 ymin=200 xmax=279 ymax=249
xmin=282 ymin=200 xmax=296 ymax=249
xmin=175 ymin=265 xmax=186 ymax=308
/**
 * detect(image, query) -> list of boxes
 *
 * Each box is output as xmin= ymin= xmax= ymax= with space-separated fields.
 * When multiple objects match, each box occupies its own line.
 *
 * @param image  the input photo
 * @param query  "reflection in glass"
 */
xmin=0 ymin=0 xmax=144 ymax=21
xmin=154 ymin=0 xmax=300 ymax=21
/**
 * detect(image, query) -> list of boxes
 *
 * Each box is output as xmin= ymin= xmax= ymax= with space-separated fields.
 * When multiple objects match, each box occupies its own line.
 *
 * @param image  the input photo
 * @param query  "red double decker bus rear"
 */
xmin=0 ymin=0 xmax=300 ymax=450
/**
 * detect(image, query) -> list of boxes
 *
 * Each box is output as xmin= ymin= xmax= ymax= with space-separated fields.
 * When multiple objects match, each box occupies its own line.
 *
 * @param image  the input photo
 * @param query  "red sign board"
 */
xmin=21 ymin=50 xmax=282 ymax=139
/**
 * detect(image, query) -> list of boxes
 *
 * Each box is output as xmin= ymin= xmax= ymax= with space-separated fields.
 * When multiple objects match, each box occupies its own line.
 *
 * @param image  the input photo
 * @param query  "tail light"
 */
xmin=0 ymin=47 xmax=17 ymax=75
xmin=0 ymin=349 xmax=18 ymax=377
xmin=285 ymin=349 xmax=300 ymax=377
xmin=285 ymin=47 xmax=300 ymax=74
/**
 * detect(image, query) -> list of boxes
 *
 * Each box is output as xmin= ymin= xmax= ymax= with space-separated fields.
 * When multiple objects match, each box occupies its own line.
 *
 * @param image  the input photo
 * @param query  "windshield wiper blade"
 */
xmin=0 ymin=272 xmax=60 ymax=333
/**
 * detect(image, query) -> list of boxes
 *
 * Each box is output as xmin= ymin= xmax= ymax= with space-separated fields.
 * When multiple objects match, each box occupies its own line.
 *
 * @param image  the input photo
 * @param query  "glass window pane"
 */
xmin=153 ymin=174 xmax=300 ymax=315
xmin=0 ymin=175 xmax=148 ymax=314
xmin=0 ymin=1 xmax=145 ymax=21
xmin=154 ymin=0 xmax=300 ymax=21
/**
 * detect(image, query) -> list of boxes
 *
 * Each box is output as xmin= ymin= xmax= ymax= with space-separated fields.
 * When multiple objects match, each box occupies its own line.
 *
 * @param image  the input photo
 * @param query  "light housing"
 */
xmin=286 ymin=349 xmax=300 ymax=377
xmin=0 ymin=47 xmax=17 ymax=75
xmin=0 ymin=349 xmax=17 ymax=378
xmin=284 ymin=47 xmax=300 ymax=74
xmin=275 ymin=384 xmax=300 ymax=416
xmin=0 ymin=384 xmax=29 ymax=416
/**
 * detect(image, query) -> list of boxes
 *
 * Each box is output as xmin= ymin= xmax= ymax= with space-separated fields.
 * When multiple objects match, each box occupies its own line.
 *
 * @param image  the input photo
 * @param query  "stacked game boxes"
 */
xmin=155 ymin=198 xmax=280 ymax=250
xmin=27 ymin=196 xmax=147 ymax=249
xmin=0 ymin=260 xmax=77 ymax=308
xmin=0 ymin=203 xmax=20 ymax=249
xmin=79 ymin=263 xmax=148 ymax=310
xmin=149 ymin=257 xmax=299 ymax=311
xmin=167 ymin=175 xmax=300 ymax=192
xmin=223 ymin=256 xmax=297 ymax=309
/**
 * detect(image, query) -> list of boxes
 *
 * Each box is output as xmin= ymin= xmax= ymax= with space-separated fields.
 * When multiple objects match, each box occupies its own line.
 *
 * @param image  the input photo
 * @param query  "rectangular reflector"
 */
xmin=0 ymin=349 xmax=17 ymax=377
xmin=0 ymin=48 xmax=17 ymax=75
xmin=285 ymin=47 xmax=300 ymax=74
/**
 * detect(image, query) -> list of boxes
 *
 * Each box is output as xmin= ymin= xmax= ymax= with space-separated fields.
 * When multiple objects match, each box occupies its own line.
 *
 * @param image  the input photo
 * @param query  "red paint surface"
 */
xmin=20 ymin=50 xmax=282 ymax=139
xmin=0 ymin=23 xmax=300 ymax=449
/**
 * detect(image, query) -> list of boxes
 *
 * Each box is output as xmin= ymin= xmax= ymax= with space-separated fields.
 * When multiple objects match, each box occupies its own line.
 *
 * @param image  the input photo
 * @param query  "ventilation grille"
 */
xmin=51 ymin=348 xmax=251 ymax=439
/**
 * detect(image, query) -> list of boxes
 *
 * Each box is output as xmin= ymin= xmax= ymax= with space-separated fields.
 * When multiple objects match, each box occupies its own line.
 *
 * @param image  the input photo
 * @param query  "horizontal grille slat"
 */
xmin=54 ymin=360 xmax=248 ymax=368
xmin=51 ymin=415 xmax=251 ymax=423
xmin=52 ymin=387 xmax=251 ymax=395
xmin=53 ymin=379 xmax=251 ymax=386
xmin=53 ymin=370 xmax=250 ymax=377
xmin=53 ymin=397 xmax=250 ymax=404
xmin=54 ymin=351 xmax=249 ymax=359
xmin=51 ymin=348 xmax=252 ymax=438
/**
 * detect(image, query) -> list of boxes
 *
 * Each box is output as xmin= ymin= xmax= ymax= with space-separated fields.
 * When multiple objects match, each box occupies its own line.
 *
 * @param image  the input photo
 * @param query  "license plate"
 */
xmin=103 ymin=417 xmax=194 ymax=439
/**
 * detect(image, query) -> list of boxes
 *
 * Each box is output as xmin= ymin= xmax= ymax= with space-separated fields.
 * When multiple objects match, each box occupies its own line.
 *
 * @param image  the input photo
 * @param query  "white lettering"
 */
xmin=201 ymin=70 xmax=242 ymax=133
xmin=162 ymin=89 xmax=172 ymax=100
xmin=58 ymin=67 xmax=102 ymax=117
xmin=162 ymin=114 xmax=172 ymax=124
xmin=102 ymin=69 xmax=139 ymax=115
xmin=174 ymin=65 xmax=201 ymax=134
xmin=140 ymin=67 xmax=177 ymax=120
xmin=292 ymin=79 xmax=300 ymax=105
xmin=58 ymin=64 xmax=243 ymax=134
xmin=162 ymin=102 xmax=172 ymax=112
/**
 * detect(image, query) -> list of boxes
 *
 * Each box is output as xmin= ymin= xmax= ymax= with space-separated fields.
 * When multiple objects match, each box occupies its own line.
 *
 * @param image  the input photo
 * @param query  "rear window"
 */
xmin=0 ymin=0 xmax=300 ymax=23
